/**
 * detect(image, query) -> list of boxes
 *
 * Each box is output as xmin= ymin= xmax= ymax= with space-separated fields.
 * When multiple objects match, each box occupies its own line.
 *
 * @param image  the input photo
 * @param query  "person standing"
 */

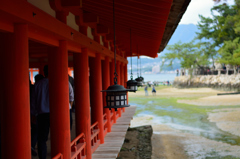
xmin=144 ymin=85 xmax=148 ymax=96
xmin=35 ymin=65 xmax=74 ymax=159
xmin=152 ymin=86 xmax=156 ymax=96
xmin=68 ymin=75 xmax=74 ymax=130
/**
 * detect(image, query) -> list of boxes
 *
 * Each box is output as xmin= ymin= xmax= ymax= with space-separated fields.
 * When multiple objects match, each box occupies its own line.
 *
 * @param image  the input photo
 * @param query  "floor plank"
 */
xmin=92 ymin=106 xmax=136 ymax=158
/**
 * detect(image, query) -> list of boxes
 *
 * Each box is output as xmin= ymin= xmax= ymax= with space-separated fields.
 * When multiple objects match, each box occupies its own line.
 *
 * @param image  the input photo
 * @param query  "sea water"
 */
xmin=128 ymin=73 xmax=177 ymax=83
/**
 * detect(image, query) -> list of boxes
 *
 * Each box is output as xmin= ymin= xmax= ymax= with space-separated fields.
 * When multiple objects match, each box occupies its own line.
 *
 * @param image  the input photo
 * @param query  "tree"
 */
xmin=218 ymin=37 xmax=240 ymax=73
xmin=160 ymin=41 xmax=213 ymax=71
xmin=197 ymin=3 xmax=238 ymax=47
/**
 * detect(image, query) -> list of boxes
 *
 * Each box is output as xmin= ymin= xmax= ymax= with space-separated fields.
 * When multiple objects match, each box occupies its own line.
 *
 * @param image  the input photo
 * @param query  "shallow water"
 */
xmin=130 ymin=101 xmax=240 ymax=146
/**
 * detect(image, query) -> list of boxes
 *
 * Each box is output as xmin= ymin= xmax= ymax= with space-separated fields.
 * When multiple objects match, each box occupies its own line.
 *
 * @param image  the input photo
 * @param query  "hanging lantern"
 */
xmin=135 ymin=52 xmax=143 ymax=87
xmin=135 ymin=77 xmax=143 ymax=87
xmin=127 ymin=78 xmax=138 ymax=92
xmin=102 ymin=82 xmax=130 ymax=111
xmin=101 ymin=0 xmax=131 ymax=111
xmin=126 ymin=28 xmax=138 ymax=92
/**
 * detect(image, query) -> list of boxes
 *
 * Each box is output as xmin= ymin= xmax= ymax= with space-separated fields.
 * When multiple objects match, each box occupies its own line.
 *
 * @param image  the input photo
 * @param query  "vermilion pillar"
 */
xmin=121 ymin=63 xmax=125 ymax=112
xmin=30 ymin=68 xmax=34 ymax=83
xmin=73 ymin=49 xmax=92 ymax=159
xmin=90 ymin=54 xmax=104 ymax=144
xmin=125 ymin=63 xmax=129 ymax=104
xmin=110 ymin=60 xmax=117 ymax=123
xmin=48 ymin=41 xmax=71 ymax=159
xmin=1 ymin=24 xmax=31 ymax=159
xmin=102 ymin=56 xmax=111 ymax=132
xmin=117 ymin=61 xmax=122 ymax=117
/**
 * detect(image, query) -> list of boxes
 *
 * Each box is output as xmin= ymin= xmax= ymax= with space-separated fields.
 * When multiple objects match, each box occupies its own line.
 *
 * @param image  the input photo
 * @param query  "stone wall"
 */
xmin=173 ymin=75 xmax=240 ymax=91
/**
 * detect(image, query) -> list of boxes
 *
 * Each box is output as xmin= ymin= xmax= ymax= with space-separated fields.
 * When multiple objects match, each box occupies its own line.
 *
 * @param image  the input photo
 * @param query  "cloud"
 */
xmin=180 ymin=0 xmax=235 ymax=25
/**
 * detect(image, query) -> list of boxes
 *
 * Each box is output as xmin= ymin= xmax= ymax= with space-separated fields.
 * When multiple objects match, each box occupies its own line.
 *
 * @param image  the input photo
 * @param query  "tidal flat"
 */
xmin=129 ymin=86 xmax=240 ymax=159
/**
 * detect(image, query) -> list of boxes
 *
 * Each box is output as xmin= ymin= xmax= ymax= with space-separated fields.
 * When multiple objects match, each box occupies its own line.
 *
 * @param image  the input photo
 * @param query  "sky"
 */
xmin=180 ymin=0 xmax=235 ymax=25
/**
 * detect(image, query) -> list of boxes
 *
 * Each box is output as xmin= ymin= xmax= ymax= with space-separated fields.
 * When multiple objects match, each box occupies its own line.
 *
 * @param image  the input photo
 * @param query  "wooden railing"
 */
xmin=52 ymin=153 xmax=63 ymax=159
xmin=90 ymin=122 xmax=100 ymax=153
xmin=71 ymin=133 xmax=86 ymax=159
xmin=103 ymin=113 xmax=108 ymax=136
xmin=103 ymin=113 xmax=107 ymax=128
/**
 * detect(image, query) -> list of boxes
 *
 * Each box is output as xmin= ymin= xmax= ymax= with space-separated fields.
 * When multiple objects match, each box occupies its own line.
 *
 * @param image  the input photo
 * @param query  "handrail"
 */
xmin=103 ymin=113 xmax=107 ymax=119
xmin=71 ymin=133 xmax=85 ymax=147
xmin=91 ymin=121 xmax=98 ymax=129
xmin=90 ymin=122 xmax=99 ymax=147
xmin=52 ymin=153 xmax=63 ymax=159
xmin=103 ymin=113 xmax=107 ymax=127
xmin=71 ymin=133 xmax=86 ymax=159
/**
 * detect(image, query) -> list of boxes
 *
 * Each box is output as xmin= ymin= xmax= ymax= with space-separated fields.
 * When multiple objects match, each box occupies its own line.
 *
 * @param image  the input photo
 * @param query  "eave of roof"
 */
xmin=81 ymin=0 xmax=191 ymax=58
xmin=158 ymin=0 xmax=191 ymax=53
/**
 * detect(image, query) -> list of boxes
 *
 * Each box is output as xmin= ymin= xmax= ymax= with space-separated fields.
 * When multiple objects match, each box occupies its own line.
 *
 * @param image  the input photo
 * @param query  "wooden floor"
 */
xmin=92 ymin=106 xmax=136 ymax=159
xmin=31 ymin=106 xmax=136 ymax=159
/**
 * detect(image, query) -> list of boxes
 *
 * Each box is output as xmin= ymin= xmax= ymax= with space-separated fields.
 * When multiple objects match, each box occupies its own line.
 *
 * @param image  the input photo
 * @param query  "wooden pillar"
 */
xmin=102 ymin=56 xmax=111 ymax=132
xmin=125 ymin=63 xmax=129 ymax=104
xmin=121 ymin=63 xmax=125 ymax=112
xmin=110 ymin=60 xmax=117 ymax=123
xmin=117 ymin=61 xmax=122 ymax=117
xmin=30 ymin=68 xmax=34 ymax=84
xmin=0 ymin=33 xmax=2 ymax=159
xmin=1 ymin=24 xmax=31 ymax=159
xmin=48 ymin=41 xmax=71 ymax=159
xmin=89 ymin=54 xmax=104 ymax=144
xmin=73 ymin=49 xmax=92 ymax=159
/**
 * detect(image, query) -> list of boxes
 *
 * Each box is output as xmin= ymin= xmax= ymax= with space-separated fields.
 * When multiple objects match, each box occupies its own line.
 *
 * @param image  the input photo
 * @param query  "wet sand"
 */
xmin=130 ymin=87 xmax=240 ymax=158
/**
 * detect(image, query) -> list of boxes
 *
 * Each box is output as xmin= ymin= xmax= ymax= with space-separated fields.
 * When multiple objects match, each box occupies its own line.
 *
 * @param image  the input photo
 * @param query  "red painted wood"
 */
xmin=89 ymin=54 xmax=104 ymax=144
xmin=125 ymin=63 xmax=129 ymax=105
xmin=117 ymin=61 xmax=122 ymax=117
xmin=121 ymin=63 xmax=125 ymax=112
xmin=1 ymin=24 xmax=31 ymax=159
xmin=48 ymin=41 xmax=71 ymax=159
xmin=73 ymin=48 xmax=92 ymax=159
xmin=110 ymin=60 xmax=117 ymax=123
xmin=102 ymin=56 xmax=111 ymax=132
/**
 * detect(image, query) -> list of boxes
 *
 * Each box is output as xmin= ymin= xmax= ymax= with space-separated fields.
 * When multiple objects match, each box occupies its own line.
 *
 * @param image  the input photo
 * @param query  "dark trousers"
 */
xmin=31 ymin=116 xmax=38 ymax=149
xmin=37 ymin=113 xmax=50 ymax=159
xmin=70 ymin=109 xmax=72 ymax=130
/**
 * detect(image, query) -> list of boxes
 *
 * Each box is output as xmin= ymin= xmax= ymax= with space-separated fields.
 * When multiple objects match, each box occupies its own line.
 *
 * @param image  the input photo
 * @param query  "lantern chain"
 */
xmin=130 ymin=28 xmax=133 ymax=79
xmin=113 ymin=0 xmax=118 ymax=85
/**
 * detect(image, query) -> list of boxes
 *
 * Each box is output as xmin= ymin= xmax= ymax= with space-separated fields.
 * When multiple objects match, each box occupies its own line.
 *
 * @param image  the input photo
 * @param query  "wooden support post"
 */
xmin=121 ymin=63 xmax=125 ymax=112
xmin=1 ymin=24 xmax=31 ymax=159
xmin=117 ymin=61 xmax=122 ymax=117
xmin=30 ymin=68 xmax=34 ymax=84
xmin=48 ymin=41 xmax=71 ymax=159
xmin=102 ymin=56 xmax=111 ymax=132
xmin=73 ymin=49 xmax=92 ymax=159
xmin=125 ymin=63 xmax=129 ymax=104
xmin=110 ymin=60 xmax=117 ymax=123
xmin=89 ymin=54 xmax=104 ymax=144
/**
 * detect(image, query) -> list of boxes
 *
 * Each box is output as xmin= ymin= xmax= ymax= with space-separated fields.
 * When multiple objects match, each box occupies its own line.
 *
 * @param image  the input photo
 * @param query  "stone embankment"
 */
xmin=173 ymin=75 xmax=240 ymax=91
xmin=117 ymin=125 xmax=153 ymax=159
